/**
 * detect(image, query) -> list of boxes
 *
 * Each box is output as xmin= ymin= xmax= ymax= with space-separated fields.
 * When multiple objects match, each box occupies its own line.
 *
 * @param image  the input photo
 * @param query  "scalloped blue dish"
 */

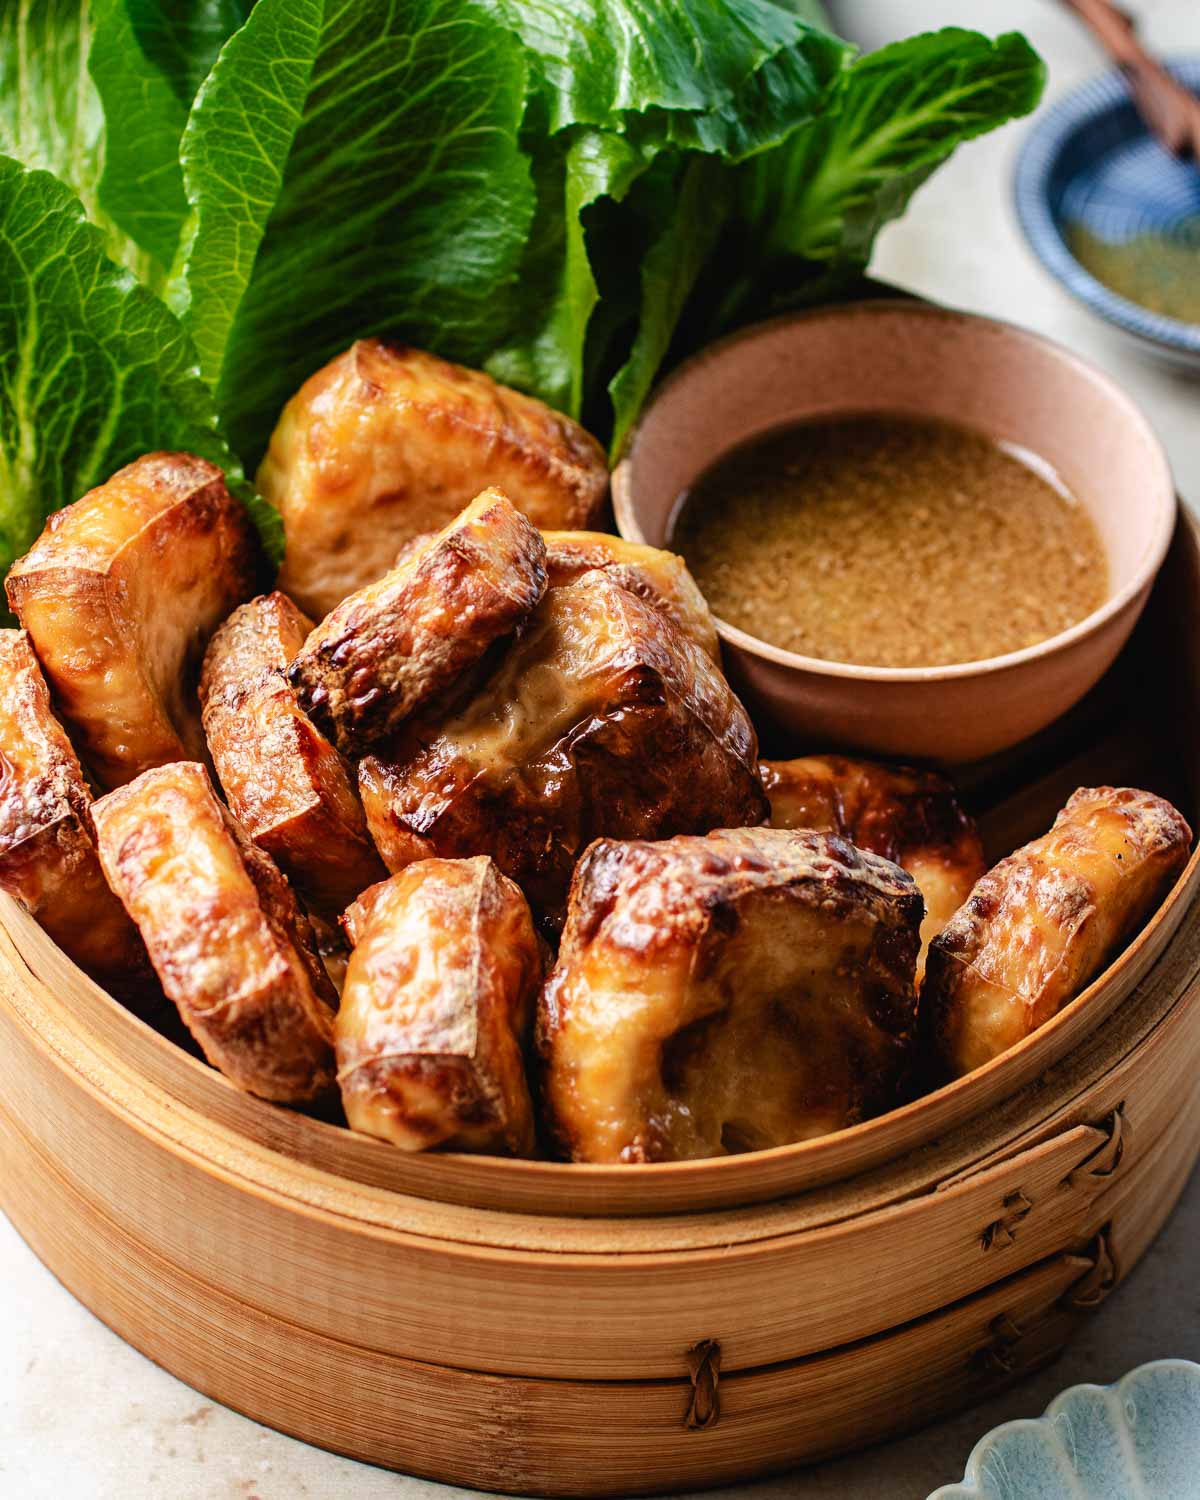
xmin=929 ymin=1360 xmax=1200 ymax=1499
xmin=1015 ymin=59 xmax=1200 ymax=367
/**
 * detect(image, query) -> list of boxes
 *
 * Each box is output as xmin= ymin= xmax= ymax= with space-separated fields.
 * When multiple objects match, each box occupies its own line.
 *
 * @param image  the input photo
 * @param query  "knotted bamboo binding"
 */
xmin=684 ymin=1340 xmax=722 ymax=1430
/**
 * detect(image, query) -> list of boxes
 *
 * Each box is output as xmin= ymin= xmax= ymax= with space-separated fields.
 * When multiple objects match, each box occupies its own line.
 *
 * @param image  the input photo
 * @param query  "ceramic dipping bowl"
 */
xmin=1015 ymin=59 xmax=1200 ymax=369
xmin=929 ymin=1359 xmax=1200 ymax=1499
xmin=611 ymin=300 xmax=1175 ymax=764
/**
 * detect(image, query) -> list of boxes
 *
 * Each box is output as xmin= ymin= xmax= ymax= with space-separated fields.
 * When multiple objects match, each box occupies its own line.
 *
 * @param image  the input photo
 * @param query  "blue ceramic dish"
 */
xmin=1014 ymin=59 xmax=1200 ymax=367
xmin=929 ymin=1360 xmax=1200 ymax=1499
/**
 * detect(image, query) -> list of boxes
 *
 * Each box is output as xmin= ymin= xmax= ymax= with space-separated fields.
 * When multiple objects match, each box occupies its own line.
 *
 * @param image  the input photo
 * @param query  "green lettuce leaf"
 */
xmin=604 ymin=27 xmax=1046 ymax=445
xmin=0 ymin=155 xmax=278 ymax=579
xmin=90 ymin=0 xmax=251 ymax=281
xmin=0 ymin=1 xmax=133 ymax=269
xmin=606 ymin=156 xmax=731 ymax=457
xmin=725 ymin=29 xmax=1048 ymax=321
xmin=177 ymin=0 xmax=535 ymax=466
xmin=0 ymin=1 xmax=248 ymax=288
xmin=174 ymin=0 xmax=317 ymax=388
xmin=486 ymin=127 xmax=648 ymax=417
xmin=486 ymin=0 xmax=846 ymax=422
xmin=496 ymin=0 xmax=843 ymax=150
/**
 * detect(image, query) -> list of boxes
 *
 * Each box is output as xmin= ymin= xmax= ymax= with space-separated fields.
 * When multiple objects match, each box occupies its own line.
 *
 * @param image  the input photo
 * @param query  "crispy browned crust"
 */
xmin=288 ymin=489 xmax=547 ymax=756
xmin=760 ymin=754 xmax=986 ymax=978
xmin=922 ymin=786 xmax=1192 ymax=1079
xmin=200 ymin=591 xmax=386 ymax=918
xmin=257 ymin=340 xmax=609 ymax=617
xmin=337 ymin=857 xmax=541 ymax=1155
xmin=358 ymin=572 xmax=767 ymax=930
xmin=6 ymin=453 xmax=258 ymax=790
xmin=93 ymin=762 xmax=338 ymax=1104
xmin=542 ymin=531 xmax=720 ymax=662
xmin=0 ymin=629 xmax=155 ymax=999
xmin=539 ymin=827 xmax=923 ymax=1163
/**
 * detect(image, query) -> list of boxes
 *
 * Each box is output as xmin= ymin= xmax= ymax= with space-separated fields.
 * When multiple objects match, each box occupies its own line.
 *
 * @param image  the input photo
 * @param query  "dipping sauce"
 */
xmin=671 ymin=414 xmax=1108 ymax=668
xmin=1068 ymin=221 xmax=1200 ymax=326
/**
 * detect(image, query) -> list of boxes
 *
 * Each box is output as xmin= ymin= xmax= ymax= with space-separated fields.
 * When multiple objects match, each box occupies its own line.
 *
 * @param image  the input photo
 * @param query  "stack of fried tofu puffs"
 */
xmin=0 ymin=342 xmax=1191 ymax=1164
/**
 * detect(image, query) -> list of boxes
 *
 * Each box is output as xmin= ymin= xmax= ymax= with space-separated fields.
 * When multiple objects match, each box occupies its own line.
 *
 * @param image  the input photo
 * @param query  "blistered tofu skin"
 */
xmin=0 ymin=629 xmax=153 ymax=997
xmin=760 ymin=754 xmax=986 ymax=978
xmin=542 ymin=531 xmax=720 ymax=663
xmin=289 ymin=489 xmax=547 ymax=756
xmin=338 ymin=858 xmax=541 ymax=1155
xmin=201 ymin=592 xmax=386 ymax=919
xmin=922 ymin=786 xmax=1191 ymax=1078
xmin=257 ymin=340 xmax=609 ymax=617
xmin=6 ymin=453 xmax=258 ymax=790
xmin=539 ymin=827 xmax=923 ymax=1163
xmin=358 ymin=571 xmax=767 ymax=929
xmin=93 ymin=762 xmax=338 ymax=1104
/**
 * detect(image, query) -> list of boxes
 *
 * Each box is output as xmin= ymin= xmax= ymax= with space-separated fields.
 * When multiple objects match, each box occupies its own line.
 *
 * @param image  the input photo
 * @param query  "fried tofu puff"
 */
xmin=200 ymin=592 xmax=386 ymax=922
xmin=760 ymin=755 xmax=986 ymax=977
xmin=539 ymin=827 xmax=923 ymax=1163
xmin=6 ymin=453 xmax=258 ymax=790
xmin=0 ymin=630 xmax=153 ymax=998
xmin=923 ymin=787 xmax=1192 ymax=1078
xmin=93 ymin=762 xmax=338 ymax=1104
xmin=359 ymin=571 xmax=767 ymax=930
xmin=541 ymin=532 xmax=720 ymax=663
xmin=337 ymin=858 xmax=542 ymax=1155
xmin=257 ymin=340 xmax=609 ymax=618
xmin=289 ymin=489 xmax=547 ymax=757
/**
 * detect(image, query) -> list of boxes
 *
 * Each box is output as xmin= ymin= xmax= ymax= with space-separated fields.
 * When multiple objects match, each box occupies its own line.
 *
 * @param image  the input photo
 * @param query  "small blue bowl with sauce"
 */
xmin=1015 ymin=58 xmax=1200 ymax=368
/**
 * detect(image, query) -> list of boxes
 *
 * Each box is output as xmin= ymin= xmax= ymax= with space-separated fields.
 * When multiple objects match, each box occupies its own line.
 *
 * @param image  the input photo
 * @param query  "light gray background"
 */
xmin=2 ymin=3 xmax=1198 ymax=1496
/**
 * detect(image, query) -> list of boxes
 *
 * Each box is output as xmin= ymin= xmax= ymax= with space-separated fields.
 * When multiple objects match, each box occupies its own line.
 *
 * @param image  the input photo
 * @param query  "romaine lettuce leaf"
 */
xmin=0 ymin=155 xmax=278 ymax=580
xmin=605 ymin=156 xmax=731 ymax=456
xmin=485 ymin=128 xmax=648 ymax=417
xmin=174 ymin=0 xmax=318 ymax=389
xmin=90 ymin=0 xmax=251 ymax=282
xmin=177 ymin=0 xmax=535 ymax=465
xmin=0 ymin=1 xmax=135 ymax=271
xmin=484 ymin=0 xmax=846 ymax=422
xmin=604 ymin=27 xmax=1046 ymax=447
xmin=0 ymin=1 xmax=248 ymax=289
xmin=724 ymin=29 xmax=1048 ymax=323
xmin=496 ymin=0 xmax=845 ymax=153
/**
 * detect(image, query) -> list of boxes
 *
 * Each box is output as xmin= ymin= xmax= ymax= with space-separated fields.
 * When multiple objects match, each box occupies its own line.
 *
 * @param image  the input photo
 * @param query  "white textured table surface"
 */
xmin=3 ymin=4 xmax=1200 ymax=1498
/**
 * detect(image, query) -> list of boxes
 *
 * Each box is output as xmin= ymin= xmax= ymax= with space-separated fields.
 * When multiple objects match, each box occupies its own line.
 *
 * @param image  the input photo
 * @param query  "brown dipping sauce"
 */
xmin=670 ymin=413 xmax=1108 ymax=669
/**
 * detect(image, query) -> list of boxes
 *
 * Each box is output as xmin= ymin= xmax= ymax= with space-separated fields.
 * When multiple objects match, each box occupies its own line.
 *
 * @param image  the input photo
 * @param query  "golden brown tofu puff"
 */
xmin=257 ymin=340 xmax=609 ymax=618
xmin=337 ymin=858 xmax=541 ymax=1155
xmin=760 ymin=754 xmax=986 ymax=976
xmin=93 ymin=762 xmax=338 ymax=1104
xmin=288 ymin=489 xmax=547 ymax=757
xmin=922 ymin=786 xmax=1192 ymax=1079
xmin=358 ymin=571 xmax=767 ymax=930
xmin=541 ymin=531 xmax=720 ymax=663
xmin=539 ymin=827 xmax=923 ymax=1163
xmin=200 ymin=591 xmax=386 ymax=920
xmin=6 ymin=453 xmax=258 ymax=790
xmin=0 ymin=629 xmax=155 ymax=1000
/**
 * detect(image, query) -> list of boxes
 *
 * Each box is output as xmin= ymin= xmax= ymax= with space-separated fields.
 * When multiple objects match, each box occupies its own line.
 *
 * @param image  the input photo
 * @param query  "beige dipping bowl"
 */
xmin=612 ymin=301 xmax=1176 ymax=763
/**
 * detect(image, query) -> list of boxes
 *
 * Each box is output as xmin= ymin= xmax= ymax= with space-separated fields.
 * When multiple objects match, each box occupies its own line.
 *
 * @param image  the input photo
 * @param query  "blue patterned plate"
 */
xmin=929 ymin=1360 xmax=1200 ymax=1499
xmin=1014 ymin=59 xmax=1200 ymax=367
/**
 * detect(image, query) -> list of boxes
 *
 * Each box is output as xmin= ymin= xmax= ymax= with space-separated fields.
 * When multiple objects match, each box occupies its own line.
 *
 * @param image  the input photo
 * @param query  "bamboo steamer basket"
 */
xmin=1 ymin=516 xmax=1199 ymax=1497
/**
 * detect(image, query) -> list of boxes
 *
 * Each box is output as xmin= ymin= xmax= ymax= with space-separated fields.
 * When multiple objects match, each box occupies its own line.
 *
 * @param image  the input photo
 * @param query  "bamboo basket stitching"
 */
xmin=684 ymin=1340 xmax=721 ymax=1430
xmin=981 ymin=1190 xmax=1035 ymax=1250
xmin=973 ymin=1310 xmax=1026 ymax=1377
xmin=1063 ymin=1225 xmax=1120 ymax=1310
xmin=1064 ymin=1105 xmax=1128 ymax=1186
